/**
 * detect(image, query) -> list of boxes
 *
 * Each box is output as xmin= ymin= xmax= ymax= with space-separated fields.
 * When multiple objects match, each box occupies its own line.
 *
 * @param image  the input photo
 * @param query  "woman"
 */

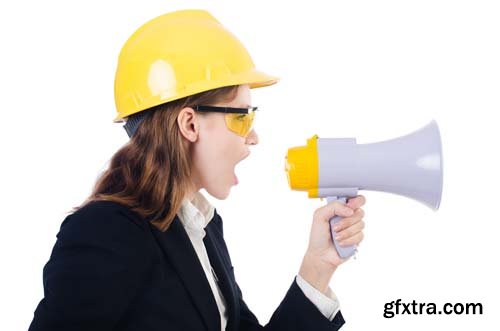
xmin=29 ymin=9 xmax=366 ymax=331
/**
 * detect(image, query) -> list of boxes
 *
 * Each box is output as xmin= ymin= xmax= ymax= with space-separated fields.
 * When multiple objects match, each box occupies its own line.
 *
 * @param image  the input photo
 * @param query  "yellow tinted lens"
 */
xmin=225 ymin=111 xmax=255 ymax=137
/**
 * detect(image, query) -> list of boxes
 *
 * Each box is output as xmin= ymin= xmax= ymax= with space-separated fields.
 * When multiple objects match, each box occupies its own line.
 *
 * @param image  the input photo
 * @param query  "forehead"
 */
xmin=232 ymin=85 xmax=251 ymax=106
xmin=211 ymin=84 xmax=252 ymax=109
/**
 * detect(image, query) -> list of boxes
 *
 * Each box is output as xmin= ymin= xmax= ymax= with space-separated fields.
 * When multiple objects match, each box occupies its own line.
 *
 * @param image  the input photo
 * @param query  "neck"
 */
xmin=184 ymin=183 xmax=199 ymax=203
xmin=184 ymin=172 xmax=202 ymax=203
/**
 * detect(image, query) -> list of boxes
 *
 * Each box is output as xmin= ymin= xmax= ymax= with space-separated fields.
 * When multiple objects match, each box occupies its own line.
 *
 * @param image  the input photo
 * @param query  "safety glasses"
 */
xmin=193 ymin=105 xmax=259 ymax=137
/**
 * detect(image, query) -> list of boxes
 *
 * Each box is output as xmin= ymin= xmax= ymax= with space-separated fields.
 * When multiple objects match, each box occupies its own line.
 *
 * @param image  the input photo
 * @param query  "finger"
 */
xmin=346 ymin=195 xmax=366 ymax=210
xmin=332 ymin=208 xmax=365 ymax=232
xmin=338 ymin=231 xmax=364 ymax=247
xmin=328 ymin=201 xmax=354 ymax=218
xmin=315 ymin=201 xmax=354 ymax=223
xmin=334 ymin=220 xmax=365 ymax=242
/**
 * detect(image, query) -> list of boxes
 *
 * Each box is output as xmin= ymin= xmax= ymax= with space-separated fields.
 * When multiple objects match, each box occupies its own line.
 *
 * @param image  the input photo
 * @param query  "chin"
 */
xmin=206 ymin=186 xmax=231 ymax=200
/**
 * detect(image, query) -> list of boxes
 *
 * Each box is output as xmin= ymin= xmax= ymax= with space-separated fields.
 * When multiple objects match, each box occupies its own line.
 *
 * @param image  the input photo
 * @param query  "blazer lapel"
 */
xmin=204 ymin=224 xmax=239 ymax=331
xmin=149 ymin=215 xmax=221 ymax=331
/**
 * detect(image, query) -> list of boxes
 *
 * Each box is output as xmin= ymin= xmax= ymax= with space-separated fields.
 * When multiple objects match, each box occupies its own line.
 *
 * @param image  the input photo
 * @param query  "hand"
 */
xmin=299 ymin=195 xmax=366 ymax=293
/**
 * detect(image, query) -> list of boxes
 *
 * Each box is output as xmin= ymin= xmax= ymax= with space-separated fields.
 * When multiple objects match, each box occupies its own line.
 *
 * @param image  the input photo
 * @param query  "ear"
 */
xmin=177 ymin=107 xmax=199 ymax=143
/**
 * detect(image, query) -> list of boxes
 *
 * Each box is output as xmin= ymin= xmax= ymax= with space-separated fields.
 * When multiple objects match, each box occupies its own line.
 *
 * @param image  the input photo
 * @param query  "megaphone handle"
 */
xmin=327 ymin=196 xmax=358 ymax=259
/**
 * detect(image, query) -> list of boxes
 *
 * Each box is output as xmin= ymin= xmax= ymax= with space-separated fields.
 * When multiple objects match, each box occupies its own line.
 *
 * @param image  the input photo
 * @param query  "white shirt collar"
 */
xmin=178 ymin=191 xmax=215 ymax=238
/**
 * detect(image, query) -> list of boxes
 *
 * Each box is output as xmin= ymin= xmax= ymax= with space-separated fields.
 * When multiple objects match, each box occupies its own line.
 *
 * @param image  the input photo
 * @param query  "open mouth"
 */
xmin=233 ymin=152 xmax=249 ymax=185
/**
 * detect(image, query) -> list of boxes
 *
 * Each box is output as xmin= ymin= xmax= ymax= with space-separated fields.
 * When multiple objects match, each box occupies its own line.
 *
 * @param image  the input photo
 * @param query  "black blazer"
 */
xmin=29 ymin=200 xmax=345 ymax=330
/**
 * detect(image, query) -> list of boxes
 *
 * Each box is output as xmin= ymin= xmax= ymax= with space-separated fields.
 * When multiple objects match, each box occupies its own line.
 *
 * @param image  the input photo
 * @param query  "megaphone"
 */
xmin=285 ymin=120 xmax=443 ymax=259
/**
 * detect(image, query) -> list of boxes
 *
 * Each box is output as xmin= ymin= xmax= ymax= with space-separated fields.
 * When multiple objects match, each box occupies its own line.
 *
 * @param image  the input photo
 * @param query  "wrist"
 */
xmin=298 ymin=252 xmax=337 ymax=294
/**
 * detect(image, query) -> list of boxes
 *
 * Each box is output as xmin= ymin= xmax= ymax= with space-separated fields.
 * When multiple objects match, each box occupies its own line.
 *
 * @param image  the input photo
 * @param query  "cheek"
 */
xmin=205 ymin=122 xmax=239 ymax=163
xmin=193 ymin=131 xmax=234 ymax=180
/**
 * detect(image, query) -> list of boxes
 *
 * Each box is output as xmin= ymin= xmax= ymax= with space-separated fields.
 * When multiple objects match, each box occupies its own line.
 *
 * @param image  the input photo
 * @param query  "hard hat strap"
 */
xmin=123 ymin=110 xmax=149 ymax=138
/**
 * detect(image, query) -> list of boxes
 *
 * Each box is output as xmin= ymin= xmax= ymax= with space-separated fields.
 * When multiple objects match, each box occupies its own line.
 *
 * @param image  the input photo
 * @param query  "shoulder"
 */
xmin=56 ymin=200 xmax=151 ymax=248
xmin=41 ymin=201 xmax=154 ymax=310
xmin=68 ymin=200 xmax=144 ymax=223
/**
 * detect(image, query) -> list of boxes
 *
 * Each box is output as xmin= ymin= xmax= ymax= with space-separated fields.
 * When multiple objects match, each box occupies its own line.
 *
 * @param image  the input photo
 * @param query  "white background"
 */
xmin=1 ymin=0 xmax=499 ymax=330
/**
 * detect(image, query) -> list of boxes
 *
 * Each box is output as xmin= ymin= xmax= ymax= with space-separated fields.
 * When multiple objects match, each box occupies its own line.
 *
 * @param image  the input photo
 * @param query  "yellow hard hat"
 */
xmin=113 ymin=9 xmax=279 ymax=123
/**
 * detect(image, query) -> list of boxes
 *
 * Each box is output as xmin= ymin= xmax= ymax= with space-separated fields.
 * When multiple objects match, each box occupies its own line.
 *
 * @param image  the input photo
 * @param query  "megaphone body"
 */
xmin=285 ymin=120 xmax=443 ymax=259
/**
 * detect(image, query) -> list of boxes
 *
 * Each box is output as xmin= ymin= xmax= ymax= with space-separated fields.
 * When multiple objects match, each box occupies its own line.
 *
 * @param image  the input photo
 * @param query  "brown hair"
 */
xmin=69 ymin=85 xmax=239 ymax=231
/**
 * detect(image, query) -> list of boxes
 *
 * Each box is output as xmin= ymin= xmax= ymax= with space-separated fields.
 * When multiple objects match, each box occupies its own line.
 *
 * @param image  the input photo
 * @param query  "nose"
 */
xmin=245 ymin=129 xmax=259 ymax=145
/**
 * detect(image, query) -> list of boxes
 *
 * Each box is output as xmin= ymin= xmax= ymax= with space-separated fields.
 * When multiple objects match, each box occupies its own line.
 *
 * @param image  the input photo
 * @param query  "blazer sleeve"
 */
xmin=29 ymin=202 xmax=153 ymax=331
xmin=237 ymin=276 xmax=345 ymax=331
xmin=211 ymin=213 xmax=346 ymax=331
